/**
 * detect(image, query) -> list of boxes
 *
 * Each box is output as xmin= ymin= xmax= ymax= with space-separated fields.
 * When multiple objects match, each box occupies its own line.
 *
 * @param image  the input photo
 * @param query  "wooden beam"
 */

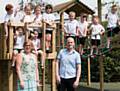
xmin=99 ymin=55 xmax=104 ymax=91
xmin=46 ymin=52 xmax=57 ymax=59
xmin=60 ymin=12 xmax=65 ymax=48
xmin=87 ymin=57 xmax=91 ymax=86
xmin=41 ymin=22 xmax=46 ymax=91
xmin=51 ymin=59 xmax=56 ymax=91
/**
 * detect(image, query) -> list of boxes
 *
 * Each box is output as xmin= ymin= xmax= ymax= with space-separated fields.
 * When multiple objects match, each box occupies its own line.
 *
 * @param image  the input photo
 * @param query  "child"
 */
xmin=78 ymin=13 xmax=88 ymax=55
xmin=4 ymin=4 xmax=15 ymax=39
xmin=21 ymin=4 xmax=33 ymax=23
xmin=30 ymin=31 xmax=41 ymax=54
xmin=105 ymin=5 xmax=119 ymax=48
xmin=42 ymin=4 xmax=55 ymax=52
xmin=33 ymin=5 xmax=43 ymax=38
xmin=89 ymin=16 xmax=105 ymax=56
xmin=64 ymin=11 xmax=79 ymax=41
xmin=12 ymin=27 xmax=25 ymax=67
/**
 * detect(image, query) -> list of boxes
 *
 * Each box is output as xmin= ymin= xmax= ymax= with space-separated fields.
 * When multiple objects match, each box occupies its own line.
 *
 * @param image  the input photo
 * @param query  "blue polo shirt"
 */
xmin=57 ymin=48 xmax=81 ymax=79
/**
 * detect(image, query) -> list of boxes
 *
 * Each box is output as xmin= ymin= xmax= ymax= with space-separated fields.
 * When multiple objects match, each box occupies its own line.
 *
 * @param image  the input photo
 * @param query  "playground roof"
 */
xmin=53 ymin=0 xmax=95 ymax=17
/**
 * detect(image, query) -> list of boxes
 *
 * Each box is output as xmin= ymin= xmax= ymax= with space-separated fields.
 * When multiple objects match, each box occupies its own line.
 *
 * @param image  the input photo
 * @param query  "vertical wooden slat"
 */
xmin=8 ymin=24 xmax=14 ymax=91
xmin=87 ymin=57 xmax=91 ymax=86
xmin=60 ymin=12 xmax=64 ymax=48
xmin=99 ymin=55 xmax=104 ymax=91
xmin=41 ymin=22 xmax=46 ymax=91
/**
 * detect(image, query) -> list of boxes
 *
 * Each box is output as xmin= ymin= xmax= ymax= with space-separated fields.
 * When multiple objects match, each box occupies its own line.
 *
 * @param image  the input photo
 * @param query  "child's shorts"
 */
xmin=91 ymin=39 xmax=100 ymax=46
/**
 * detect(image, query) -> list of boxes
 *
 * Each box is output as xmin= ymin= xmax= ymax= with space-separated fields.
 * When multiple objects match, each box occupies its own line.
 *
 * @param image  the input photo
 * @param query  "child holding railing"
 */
xmin=89 ymin=16 xmax=105 ymax=57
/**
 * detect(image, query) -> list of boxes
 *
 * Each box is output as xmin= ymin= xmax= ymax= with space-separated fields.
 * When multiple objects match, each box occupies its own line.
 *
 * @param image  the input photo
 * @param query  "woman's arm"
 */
xmin=16 ymin=54 xmax=24 ymax=89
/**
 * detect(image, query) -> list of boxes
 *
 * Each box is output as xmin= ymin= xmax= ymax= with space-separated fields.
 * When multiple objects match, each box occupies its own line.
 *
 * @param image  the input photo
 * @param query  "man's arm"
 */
xmin=56 ymin=60 xmax=61 ymax=84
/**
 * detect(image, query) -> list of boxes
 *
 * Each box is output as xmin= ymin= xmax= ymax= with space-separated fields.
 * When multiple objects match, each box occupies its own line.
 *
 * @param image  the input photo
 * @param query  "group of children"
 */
xmin=4 ymin=3 xmax=55 ymax=66
xmin=4 ymin=3 xmax=120 ymax=65
xmin=64 ymin=5 xmax=120 ymax=56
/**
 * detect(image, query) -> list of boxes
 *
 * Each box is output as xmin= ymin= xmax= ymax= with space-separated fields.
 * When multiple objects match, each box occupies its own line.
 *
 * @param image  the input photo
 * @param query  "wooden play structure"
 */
xmin=0 ymin=0 xmax=108 ymax=91
xmin=0 ymin=21 xmax=57 ymax=91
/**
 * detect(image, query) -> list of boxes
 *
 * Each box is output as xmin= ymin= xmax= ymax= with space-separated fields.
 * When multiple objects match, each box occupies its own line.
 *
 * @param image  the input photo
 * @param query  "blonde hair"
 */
xmin=69 ymin=11 xmax=76 ymax=17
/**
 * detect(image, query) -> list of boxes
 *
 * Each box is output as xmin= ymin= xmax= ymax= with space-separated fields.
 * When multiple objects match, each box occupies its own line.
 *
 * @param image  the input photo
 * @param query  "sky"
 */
xmin=0 ymin=0 xmax=120 ymax=22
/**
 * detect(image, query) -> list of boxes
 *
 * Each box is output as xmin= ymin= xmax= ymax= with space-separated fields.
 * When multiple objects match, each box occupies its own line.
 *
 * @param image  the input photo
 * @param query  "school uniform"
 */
xmin=90 ymin=24 xmax=105 ymax=46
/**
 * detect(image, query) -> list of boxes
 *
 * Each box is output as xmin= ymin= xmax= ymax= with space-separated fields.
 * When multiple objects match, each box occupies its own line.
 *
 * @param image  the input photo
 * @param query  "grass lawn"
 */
xmin=38 ymin=82 xmax=120 ymax=91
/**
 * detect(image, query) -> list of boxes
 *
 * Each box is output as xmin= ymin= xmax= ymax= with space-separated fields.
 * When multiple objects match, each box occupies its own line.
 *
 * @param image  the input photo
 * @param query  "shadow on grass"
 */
xmin=77 ymin=85 xmax=112 ymax=91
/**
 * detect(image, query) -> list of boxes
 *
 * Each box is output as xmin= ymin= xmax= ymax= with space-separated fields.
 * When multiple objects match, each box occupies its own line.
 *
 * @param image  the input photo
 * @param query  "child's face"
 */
xmin=7 ymin=8 xmax=13 ymax=15
xmin=69 ymin=13 xmax=75 ymax=20
xmin=93 ymin=17 xmax=99 ymax=24
xmin=35 ymin=7 xmax=41 ymax=15
xmin=24 ymin=6 xmax=31 ymax=15
xmin=34 ymin=31 xmax=38 ymax=38
xmin=18 ymin=28 xmax=23 ymax=35
xmin=111 ymin=7 xmax=117 ymax=14
xmin=46 ymin=8 xmax=52 ymax=14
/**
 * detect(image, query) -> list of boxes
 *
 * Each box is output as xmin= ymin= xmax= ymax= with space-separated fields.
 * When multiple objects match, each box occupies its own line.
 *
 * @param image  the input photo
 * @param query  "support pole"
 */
xmin=99 ymin=55 xmax=104 ymax=91
xmin=60 ymin=12 xmax=64 ymax=48
xmin=41 ymin=22 xmax=46 ymax=91
xmin=87 ymin=57 xmax=91 ymax=85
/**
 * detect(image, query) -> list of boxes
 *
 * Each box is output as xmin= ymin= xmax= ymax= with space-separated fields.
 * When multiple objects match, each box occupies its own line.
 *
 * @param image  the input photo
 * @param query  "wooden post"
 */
xmin=0 ymin=63 xmax=1 ymax=91
xmin=24 ymin=23 xmax=29 ymax=42
xmin=87 ymin=35 xmax=91 ymax=86
xmin=87 ymin=57 xmax=91 ymax=85
xmin=51 ymin=25 xmax=56 ymax=91
xmin=8 ymin=24 xmax=14 ymax=91
xmin=99 ymin=55 xmax=104 ymax=91
xmin=52 ymin=59 xmax=56 ymax=91
xmin=60 ymin=12 xmax=64 ymax=48
xmin=41 ymin=22 xmax=46 ymax=91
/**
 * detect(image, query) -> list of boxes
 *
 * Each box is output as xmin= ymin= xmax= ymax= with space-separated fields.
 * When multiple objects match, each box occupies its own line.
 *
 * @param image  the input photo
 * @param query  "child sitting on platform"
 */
xmin=89 ymin=16 xmax=105 ymax=57
xmin=12 ymin=27 xmax=25 ymax=67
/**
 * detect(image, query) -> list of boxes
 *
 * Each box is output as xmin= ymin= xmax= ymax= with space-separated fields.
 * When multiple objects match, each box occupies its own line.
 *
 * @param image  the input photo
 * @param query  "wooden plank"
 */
xmin=46 ymin=52 xmax=57 ymax=59
xmin=41 ymin=22 xmax=46 ymax=91
xmin=87 ymin=57 xmax=91 ymax=86
xmin=0 ymin=63 xmax=1 ymax=91
xmin=99 ymin=55 xmax=104 ymax=91
xmin=51 ymin=59 xmax=56 ymax=91
xmin=8 ymin=61 xmax=13 ymax=91
xmin=8 ymin=25 xmax=14 ymax=59
xmin=60 ymin=12 xmax=65 ymax=48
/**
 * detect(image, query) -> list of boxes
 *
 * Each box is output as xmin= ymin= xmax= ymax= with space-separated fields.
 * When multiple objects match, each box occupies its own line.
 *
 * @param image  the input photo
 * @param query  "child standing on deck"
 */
xmin=64 ymin=11 xmax=79 ymax=44
xmin=42 ymin=4 xmax=55 ymax=53
xmin=78 ymin=13 xmax=88 ymax=55
xmin=105 ymin=5 xmax=119 ymax=48
xmin=89 ymin=16 xmax=105 ymax=56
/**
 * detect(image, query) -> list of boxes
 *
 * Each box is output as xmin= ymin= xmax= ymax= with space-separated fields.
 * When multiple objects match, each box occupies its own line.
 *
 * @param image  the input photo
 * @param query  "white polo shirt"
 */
xmin=90 ymin=24 xmax=105 ymax=39
xmin=64 ymin=19 xmax=79 ymax=36
xmin=107 ymin=12 xmax=118 ymax=28
xmin=79 ymin=21 xmax=88 ymax=37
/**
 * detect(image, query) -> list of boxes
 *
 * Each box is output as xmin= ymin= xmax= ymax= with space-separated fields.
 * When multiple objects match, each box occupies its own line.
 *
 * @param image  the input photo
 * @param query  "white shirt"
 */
xmin=42 ymin=13 xmax=55 ymax=30
xmin=4 ymin=13 xmax=15 ymax=22
xmin=79 ymin=21 xmax=88 ymax=37
xmin=107 ymin=12 xmax=118 ymax=28
xmin=64 ymin=19 xmax=79 ymax=36
xmin=90 ymin=24 xmax=105 ymax=39
xmin=32 ymin=39 xmax=40 ymax=50
xmin=33 ymin=14 xmax=42 ymax=24
xmin=14 ymin=35 xmax=25 ymax=49
xmin=42 ymin=13 xmax=55 ymax=22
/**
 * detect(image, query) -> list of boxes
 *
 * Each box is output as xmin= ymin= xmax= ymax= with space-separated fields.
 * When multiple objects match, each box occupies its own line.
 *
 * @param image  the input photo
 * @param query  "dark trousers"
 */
xmin=57 ymin=77 xmax=76 ymax=91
